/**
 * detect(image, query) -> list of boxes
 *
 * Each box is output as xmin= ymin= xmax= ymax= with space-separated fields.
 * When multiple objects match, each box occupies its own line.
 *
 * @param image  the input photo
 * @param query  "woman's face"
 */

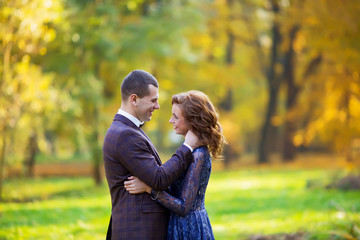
xmin=169 ymin=104 xmax=190 ymax=136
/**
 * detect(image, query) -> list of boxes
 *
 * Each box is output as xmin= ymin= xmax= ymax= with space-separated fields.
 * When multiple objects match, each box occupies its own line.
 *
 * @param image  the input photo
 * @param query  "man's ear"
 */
xmin=129 ymin=94 xmax=138 ymax=106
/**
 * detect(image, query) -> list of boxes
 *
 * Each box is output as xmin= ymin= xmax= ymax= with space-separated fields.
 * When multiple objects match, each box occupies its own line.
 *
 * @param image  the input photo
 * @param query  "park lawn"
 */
xmin=207 ymin=169 xmax=360 ymax=239
xmin=1 ymin=169 xmax=359 ymax=240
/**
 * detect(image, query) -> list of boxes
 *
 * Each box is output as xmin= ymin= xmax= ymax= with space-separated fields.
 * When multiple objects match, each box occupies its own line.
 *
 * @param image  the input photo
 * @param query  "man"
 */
xmin=103 ymin=70 xmax=199 ymax=240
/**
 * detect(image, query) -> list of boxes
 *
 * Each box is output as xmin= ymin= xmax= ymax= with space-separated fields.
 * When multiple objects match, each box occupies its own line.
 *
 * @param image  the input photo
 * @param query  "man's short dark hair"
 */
xmin=121 ymin=70 xmax=159 ymax=100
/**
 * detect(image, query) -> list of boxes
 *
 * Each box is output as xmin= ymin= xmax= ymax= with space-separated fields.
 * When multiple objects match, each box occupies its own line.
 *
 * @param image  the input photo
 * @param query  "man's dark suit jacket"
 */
xmin=103 ymin=114 xmax=192 ymax=240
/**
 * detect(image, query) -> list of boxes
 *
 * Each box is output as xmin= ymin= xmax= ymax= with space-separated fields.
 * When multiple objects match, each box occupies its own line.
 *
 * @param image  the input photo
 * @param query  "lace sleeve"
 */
xmin=152 ymin=150 xmax=206 ymax=217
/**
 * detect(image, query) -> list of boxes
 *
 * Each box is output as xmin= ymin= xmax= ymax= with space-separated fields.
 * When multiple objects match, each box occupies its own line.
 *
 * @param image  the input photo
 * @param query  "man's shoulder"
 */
xmin=108 ymin=120 xmax=140 ymax=136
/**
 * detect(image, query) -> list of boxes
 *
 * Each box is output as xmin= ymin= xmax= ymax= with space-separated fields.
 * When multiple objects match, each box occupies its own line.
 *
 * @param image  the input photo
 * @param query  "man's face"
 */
xmin=135 ymin=84 xmax=160 ymax=122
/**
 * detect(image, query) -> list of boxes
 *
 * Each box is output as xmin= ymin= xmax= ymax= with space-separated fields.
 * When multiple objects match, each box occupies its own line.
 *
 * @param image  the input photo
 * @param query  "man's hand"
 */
xmin=184 ymin=130 xmax=201 ymax=150
xmin=124 ymin=176 xmax=152 ymax=194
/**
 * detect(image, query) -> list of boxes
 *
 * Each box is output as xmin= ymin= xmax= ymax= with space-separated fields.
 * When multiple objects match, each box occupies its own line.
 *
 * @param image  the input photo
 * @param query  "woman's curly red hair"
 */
xmin=172 ymin=91 xmax=225 ymax=159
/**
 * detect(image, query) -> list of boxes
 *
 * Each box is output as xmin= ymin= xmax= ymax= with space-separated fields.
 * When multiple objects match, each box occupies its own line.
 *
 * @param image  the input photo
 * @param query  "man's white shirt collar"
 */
xmin=117 ymin=109 xmax=144 ymax=128
xmin=117 ymin=109 xmax=192 ymax=152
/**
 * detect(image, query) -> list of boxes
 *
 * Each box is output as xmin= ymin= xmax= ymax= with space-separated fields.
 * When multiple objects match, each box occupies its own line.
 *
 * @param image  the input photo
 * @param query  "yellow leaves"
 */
xmin=350 ymin=96 xmax=360 ymax=118
xmin=335 ymin=64 xmax=344 ymax=74
xmin=271 ymin=115 xmax=282 ymax=127
xmin=38 ymin=137 xmax=48 ymax=153
xmin=31 ymin=101 xmax=43 ymax=113
xmin=3 ymin=0 xmax=62 ymax=43
xmin=158 ymin=89 xmax=170 ymax=106
xmin=294 ymin=33 xmax=306 ymax=53
xmin=43 ymin=0 xmax=54 ymax=9
xmin=213 ymin=46 xmax=225 ymax=59
xmin=160 ymin=79 xmax=174 ymax=91
xmin=18 ymin=39 xmax=26 ymax=50
xmin=1 ymin=6 xmax=13 ymax=18
xmin=126 ymin=1 xmax=138 ymax=11
xmin=259 ymin=35 xmax=272 ymax=48
xmin=221 ymin=117 xmax=240 ymax=143
xmin=300 ymin=68 xmax=360 ymax=152
xmin=192 ymin=34 xmax=212 ymax=49
xmin=338 ymin=111 xmax=347 ymax=123
xmin=43 ymin=28 xmax=56 ymax=43
xmin=3 ymin=33 xmax=13 ymax=44
xmin=293 ymin=132 xmax=304 ymax=147
xmin=39 ymin=47 xmax=47 ymax=55
xmin=12 ymin=59 xmax=55 ymax=114
xmin=304 ymin=16 xmax=319 ymax=26
xmin=352 ymin=71 xmax=359 ymax=81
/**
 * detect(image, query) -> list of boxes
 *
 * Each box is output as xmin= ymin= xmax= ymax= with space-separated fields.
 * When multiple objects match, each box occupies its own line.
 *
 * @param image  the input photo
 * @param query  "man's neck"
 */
xmin=118 ymin=107 xmax=143 ymax=128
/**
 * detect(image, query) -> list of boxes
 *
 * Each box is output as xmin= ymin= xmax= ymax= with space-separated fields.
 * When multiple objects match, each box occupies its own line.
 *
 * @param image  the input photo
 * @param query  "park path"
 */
xmin=33 ymin=162 xmax=105 ymax=177
xmin=29 ymin=152 xmax=357 ymax=178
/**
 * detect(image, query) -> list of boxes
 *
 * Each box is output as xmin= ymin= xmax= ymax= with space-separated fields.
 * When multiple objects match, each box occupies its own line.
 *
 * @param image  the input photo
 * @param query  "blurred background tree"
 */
xmin=0 ymin=0 xmax=65 ymax=200
xmin=1 ymin=0 xmax=360 ymax=198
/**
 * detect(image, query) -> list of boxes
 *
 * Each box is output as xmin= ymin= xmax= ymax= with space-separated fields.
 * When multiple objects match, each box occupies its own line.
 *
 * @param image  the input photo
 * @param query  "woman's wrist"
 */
xmin=150 ymin=190 xmax=160 ymax=200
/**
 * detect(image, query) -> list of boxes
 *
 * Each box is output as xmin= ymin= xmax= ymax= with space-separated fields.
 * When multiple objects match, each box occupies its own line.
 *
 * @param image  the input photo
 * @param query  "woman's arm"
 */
xmin=124 ymin=150 xmax=206 ymax=217
xmin=152 ymin=150 xmax=206 ymax=217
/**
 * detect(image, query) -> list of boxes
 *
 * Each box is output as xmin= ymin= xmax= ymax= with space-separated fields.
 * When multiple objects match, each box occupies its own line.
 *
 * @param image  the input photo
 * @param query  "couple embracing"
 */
xmin=103 ymin=70 xmax=225 ymax=240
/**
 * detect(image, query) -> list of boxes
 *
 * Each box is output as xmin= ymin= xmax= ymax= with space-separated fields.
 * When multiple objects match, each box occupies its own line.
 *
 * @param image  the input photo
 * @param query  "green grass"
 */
xmin=206 ymin=169 xmax=360 ymax=239
xmin=1 ymin=169 xmax=359 ymax=240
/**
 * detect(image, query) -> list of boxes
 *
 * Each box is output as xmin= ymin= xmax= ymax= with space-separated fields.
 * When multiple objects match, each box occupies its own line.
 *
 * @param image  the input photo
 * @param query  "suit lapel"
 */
xmin=114 ymin=114 xmax=162 ymax=166
xmin=138 ymin=128 xmax=162 ymax=166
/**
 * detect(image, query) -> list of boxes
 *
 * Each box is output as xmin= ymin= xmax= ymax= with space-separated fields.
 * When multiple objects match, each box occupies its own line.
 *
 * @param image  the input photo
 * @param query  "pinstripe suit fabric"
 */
xmin=103 ymin=114 xmax=192 ymax=240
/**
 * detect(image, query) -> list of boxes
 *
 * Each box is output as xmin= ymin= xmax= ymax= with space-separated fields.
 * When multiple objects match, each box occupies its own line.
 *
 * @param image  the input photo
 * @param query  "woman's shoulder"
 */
xmin=193 ymin=146 xmax=209 ymax=158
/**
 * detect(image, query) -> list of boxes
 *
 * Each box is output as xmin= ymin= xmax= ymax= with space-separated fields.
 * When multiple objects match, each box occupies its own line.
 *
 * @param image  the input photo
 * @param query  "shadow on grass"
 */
xmin=1 ymin=205 xmax=109 ymax=228
xmin=3 ymin=186 xmax=105 ymax=203
xmin=2 ymin=177 xmax=108 ymax=203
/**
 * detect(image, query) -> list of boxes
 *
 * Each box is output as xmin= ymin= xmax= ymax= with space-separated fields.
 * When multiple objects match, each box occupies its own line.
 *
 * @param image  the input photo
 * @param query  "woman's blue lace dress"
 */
xmin=154 ymin=146 xmax=215 ymax=240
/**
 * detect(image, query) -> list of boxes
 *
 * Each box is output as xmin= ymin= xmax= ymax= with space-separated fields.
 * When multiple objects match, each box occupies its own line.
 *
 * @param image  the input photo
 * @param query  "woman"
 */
xmin=125 ymin=90 xmax=225 ymax=240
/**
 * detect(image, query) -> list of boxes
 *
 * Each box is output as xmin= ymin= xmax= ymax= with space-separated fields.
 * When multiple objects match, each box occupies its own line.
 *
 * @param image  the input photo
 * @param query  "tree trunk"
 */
xmin=45 ymin=131 xmax=56 ymax=155
xmin=0 ymin=134 xmax=6 ymax=202
xmin=258 ymin=1 xmax=282 ymax=163
xmin=142 ymin=0 xmax=150 ymax=16
xmin=258 ymin=87 xmax=279 ymax=163
xmin=90 ymin=62 xmax=104 ymax=186
xmin=343 ymin=84 xmax=352 ymax=162
xmin=24 ymin=132 xmax=38 ymax=178
xmin=92 ymin=141 xmax=102 ymax=185
xmin=219 ymin=88 xmax=233 ymax=112
xmin=221 ymin=8 xmax=236 ymax=166
xmin=0 ymin=39 xmax=12 ymax=201
xmin=223 ymin=144 xmax=235 ymax=168
xmin=283 ymin=53 xmax=322 ymax=159
xmin=91 ymin=105 xmax=102 ymax=186
xmin=226 ymin=30 xmax=235 ymax=65
xmin=282 ymin=26 xmax=300 ymax=161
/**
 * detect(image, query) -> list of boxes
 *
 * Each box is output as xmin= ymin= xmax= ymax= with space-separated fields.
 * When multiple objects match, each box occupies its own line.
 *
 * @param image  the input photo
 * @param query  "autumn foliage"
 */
xmin=0 ymin=0 xmax=360 ymax=190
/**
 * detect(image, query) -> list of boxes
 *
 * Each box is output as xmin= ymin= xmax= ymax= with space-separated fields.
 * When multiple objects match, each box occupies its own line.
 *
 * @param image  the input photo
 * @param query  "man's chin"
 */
xmin=143 ymin=117 xmax=151 ymax=122
xmin=141 ymin=114 xmax=153 ymax=122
